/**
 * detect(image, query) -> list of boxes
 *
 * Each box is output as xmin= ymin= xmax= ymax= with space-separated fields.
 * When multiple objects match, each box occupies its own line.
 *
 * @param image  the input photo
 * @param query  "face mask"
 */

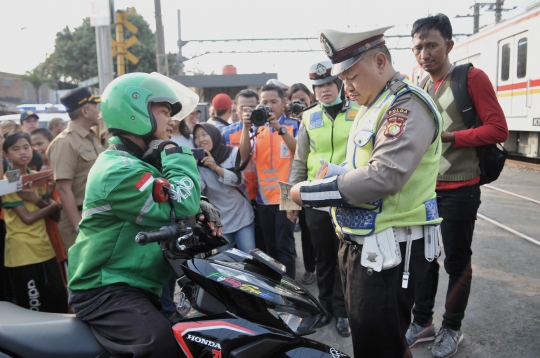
xmin=320 ymin=90 xmax=343 ymax=107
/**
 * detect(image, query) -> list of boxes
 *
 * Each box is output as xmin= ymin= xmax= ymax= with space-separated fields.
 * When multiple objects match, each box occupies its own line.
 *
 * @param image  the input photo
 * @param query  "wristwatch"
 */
xmin=277 ymin=127 xmax=287 ymax=136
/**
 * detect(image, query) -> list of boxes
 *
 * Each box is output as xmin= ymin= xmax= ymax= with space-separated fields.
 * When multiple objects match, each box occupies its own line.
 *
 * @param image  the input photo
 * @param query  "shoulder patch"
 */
xmin=309 ymin=111 xmax=324 ymax=130
xmin=346 ymin=108 xmax=358 ymax=121
xmin=384 ymin=115 xmax=408 ymax=140
xmin=387 ymin=108 xmax=411 ymax=117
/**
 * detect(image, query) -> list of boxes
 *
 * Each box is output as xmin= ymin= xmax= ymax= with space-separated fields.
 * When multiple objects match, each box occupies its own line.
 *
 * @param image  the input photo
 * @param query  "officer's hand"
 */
xmin=142 ymin=140 xmax=179 ymax=166
xmin=267 ymin=112 xmax=280 ymax=130
xmin=198 ymin=200 xmax=223 ymax=237
xmin=290 ymin=182 xmax=306 ymax=206
xmin=242 ymin=107 xmax=252 ymax=130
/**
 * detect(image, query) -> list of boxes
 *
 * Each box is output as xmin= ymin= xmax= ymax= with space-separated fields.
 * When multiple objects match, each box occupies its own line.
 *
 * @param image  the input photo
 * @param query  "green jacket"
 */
xmin=68 ymin=141 xmax=201 ymax=297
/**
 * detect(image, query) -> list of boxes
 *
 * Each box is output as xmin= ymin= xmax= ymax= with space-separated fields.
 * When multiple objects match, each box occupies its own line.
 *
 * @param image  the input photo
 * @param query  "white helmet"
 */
xmin=309 ymin=60 xmax=337 ymax=86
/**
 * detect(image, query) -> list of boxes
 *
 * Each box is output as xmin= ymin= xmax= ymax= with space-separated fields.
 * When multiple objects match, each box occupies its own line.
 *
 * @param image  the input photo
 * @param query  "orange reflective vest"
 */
xmin=253 ymin=119 xmax=297 ymax=205
xmin=223 ymin=126 xmax=258 ymax=200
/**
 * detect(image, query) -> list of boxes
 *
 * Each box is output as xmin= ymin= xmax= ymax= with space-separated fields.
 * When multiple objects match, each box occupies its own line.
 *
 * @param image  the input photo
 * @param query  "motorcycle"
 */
xmin=0 ymin=217 xmax=350 ymax=358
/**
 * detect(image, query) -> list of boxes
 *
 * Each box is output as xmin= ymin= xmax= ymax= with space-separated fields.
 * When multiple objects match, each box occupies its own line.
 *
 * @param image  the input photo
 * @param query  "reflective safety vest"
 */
xmin=302 ymin=103 xmax=359 ymax=181
xmin=254 ymin=120 xmax=297 ymax=205
xmin=223 ymin=123 xmax=258 ymax=200
xmin=331 ymin=79 xmax=443 ymax=236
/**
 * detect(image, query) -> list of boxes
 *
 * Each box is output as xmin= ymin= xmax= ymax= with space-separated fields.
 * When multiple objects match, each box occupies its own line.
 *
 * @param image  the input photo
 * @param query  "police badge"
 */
xmin=319 ymin=33 xmax=334 ymax=59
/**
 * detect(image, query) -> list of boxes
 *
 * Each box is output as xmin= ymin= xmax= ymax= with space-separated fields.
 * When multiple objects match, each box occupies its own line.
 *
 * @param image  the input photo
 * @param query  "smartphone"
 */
xmin=191 ymin=148 xmax=206 ymax=160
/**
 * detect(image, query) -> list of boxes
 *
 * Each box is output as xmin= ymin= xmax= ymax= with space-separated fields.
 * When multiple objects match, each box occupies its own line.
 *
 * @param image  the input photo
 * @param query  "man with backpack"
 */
xmin=407 ymin=14 xmax=509 ymax=358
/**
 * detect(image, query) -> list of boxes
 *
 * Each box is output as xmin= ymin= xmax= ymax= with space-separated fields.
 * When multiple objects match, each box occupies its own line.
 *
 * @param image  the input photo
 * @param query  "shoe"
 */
xmin=315 ymin=314 xmax=333 ymax=328
xmin=405 ymin=322 xmax=436 ymax=348
xmin=335 ymin=317 xmax=351 ymax=337
xmin=432 ymin=327 xmax=463 ymax=358
xmin=302 ymin=271 xmax=315 ymax=285
xmin=166 ymin=311 xmax=183 ymax=325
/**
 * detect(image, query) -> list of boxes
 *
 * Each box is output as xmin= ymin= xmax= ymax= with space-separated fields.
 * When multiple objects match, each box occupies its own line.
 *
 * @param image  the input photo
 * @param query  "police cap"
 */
xmin=318 ymin=25 xmax=394 ymax=76
xmin=60 ymin=87 xmax=101 ymax=112
xmin=309 ymin=60 xmax=337 ymax=86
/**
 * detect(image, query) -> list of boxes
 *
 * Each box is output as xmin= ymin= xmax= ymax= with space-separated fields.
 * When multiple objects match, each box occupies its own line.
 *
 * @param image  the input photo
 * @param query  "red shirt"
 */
xmin=434 ymin=68 xmax=509 ymax=190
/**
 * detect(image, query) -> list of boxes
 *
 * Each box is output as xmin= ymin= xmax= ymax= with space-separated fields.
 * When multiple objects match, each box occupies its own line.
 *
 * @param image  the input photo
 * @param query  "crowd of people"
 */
xmin=0 ymin=13 xmax=509 ymax=358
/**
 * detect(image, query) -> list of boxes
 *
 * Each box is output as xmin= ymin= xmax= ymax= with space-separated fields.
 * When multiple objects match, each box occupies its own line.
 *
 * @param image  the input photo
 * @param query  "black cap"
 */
xmin=20 ymin=110 xmax=39 ymax=123
xmin=60 ymin=87 xmax=101 ymax=112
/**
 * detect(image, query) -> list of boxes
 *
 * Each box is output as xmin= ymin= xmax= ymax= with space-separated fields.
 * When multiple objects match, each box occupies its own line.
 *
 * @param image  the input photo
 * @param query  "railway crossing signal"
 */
xmin=112 ymin=7 xmax=139 ymax=76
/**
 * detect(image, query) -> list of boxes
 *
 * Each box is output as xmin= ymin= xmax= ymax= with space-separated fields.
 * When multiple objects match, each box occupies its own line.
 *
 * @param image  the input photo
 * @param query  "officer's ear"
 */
xmin=374 ymin=51 xmax=387 ymax=73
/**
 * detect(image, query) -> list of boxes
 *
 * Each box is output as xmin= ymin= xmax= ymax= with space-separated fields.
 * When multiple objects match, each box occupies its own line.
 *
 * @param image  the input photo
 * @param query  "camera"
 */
xmin=249 ymin=105 xmax=272 ymax=126
xmin=287 ymin=99 xmax=306 ymax=116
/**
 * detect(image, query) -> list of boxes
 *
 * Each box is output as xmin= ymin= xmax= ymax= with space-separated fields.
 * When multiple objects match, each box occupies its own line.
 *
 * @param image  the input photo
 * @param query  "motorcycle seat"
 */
xmin=0 ymin=302 xmax=109 ymax=358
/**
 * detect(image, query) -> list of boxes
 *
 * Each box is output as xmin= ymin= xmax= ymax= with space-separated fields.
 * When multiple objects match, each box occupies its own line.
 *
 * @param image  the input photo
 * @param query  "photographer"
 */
xmin=289 ymin=60 xmax=359 ymax=337
xmin=238 ymin=83 xmax=298 ymax=278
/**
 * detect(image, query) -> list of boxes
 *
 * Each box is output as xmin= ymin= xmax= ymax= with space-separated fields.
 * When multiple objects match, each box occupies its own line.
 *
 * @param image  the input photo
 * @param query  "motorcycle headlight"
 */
xmin=274 ymin=308 xmax=319 ymax=334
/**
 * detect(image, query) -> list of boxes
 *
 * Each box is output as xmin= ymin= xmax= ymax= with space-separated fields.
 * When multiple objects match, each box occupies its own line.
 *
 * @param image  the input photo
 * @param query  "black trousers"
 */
xmin=339 ymin=238 xmax=429 ymax=358
xmin=305 ymin=208 xmax=346 ymax=318
xmin=6 ymin=257 xmax=67 ymax=313
xmin=257 ymin=204 xmax=296 ymax=279
xmin=251 ymin=200 xmax=266 ymax=252
xmin=413 ymin=184 xmax=481 ymax=331
xmin=73 ymin=285 xmax=179 ymax=358
xmin=299 ymin=209 xmax=315 ymax=273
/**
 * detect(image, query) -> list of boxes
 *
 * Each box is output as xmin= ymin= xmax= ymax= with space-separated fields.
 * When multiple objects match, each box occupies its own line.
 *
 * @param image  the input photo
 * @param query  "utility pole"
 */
xmin=154 ymin=0 xmax=168 ymax=75
xmin=177 ymin=10 xmax=186 ymax=76
xmin=90 ymin=0 xmax=114 ymax=92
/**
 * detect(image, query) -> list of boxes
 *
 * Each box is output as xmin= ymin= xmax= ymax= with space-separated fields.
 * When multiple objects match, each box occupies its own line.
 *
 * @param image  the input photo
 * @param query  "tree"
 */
xmin=41 ymin=14 xmax=157 ymax=84
xmin=21 ymin=65 xmax=53 ymax=103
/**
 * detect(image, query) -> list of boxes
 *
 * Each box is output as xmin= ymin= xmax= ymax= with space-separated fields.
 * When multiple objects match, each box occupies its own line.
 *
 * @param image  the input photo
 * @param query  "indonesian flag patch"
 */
xmin=135 ymin=172 xmax=154 ymax=191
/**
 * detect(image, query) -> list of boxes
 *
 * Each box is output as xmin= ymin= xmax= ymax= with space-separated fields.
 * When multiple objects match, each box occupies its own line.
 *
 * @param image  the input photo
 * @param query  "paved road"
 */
xmin=297 ymin=164 xmax=540 ymax=357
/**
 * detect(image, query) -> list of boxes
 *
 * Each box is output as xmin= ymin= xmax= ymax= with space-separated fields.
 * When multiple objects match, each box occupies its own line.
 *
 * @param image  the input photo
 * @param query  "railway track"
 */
xmin=479 ymin=181 xmax=540 ymax=248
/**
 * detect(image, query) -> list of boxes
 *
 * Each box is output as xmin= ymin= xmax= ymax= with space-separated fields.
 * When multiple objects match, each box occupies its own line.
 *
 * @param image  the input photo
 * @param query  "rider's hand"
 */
xmin=142 ymin=140 xmax=178 ymax=167
xmin=198 ymin=200 xmax=222 ymax=236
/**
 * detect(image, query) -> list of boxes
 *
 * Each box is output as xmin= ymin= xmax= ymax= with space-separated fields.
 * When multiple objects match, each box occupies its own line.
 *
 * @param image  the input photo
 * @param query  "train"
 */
xmin=412 ymin=2 xmax=540 ymax=159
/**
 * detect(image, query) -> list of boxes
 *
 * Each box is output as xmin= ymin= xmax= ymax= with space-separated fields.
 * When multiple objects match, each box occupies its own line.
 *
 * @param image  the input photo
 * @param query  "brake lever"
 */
xmin=176 ymin=228 xmax=194 ymax=251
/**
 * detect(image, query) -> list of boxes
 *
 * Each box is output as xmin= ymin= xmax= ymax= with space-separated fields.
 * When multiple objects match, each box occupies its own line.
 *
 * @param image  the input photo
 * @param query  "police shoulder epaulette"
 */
xmin=387 ymin=79 xmax=408 ymax=95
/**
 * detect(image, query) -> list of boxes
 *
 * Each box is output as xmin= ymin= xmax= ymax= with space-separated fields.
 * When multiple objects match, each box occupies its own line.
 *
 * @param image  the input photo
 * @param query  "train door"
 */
xmin=497 ymin=32 xmax=529 ymax=117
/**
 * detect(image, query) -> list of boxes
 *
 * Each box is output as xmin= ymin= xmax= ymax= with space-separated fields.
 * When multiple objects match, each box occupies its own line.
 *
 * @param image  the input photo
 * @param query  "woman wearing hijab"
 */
xmin=193 ymin=123 xmax=255 ymax=253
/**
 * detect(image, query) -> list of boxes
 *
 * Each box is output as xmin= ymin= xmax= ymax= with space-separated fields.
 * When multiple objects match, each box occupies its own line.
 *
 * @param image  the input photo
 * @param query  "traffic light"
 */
xmin=111 ymin=7 xmax=139 ymax=76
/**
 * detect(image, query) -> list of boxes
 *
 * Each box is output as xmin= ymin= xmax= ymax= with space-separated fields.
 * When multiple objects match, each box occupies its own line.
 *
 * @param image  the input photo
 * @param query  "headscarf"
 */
xmin=192 ymin=123 xmax=233 ymax=165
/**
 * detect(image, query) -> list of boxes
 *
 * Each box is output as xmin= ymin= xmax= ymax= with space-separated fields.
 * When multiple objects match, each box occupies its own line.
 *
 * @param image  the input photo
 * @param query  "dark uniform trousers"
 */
xmin=299 ymin=209 xmax=316 ymax=274
xmin=413 ymin=184 xmax=481 ymax=331
xmin=257 ymin=204 xmax=296 ymax=279
xmin=339 ymin=238 xmax=428 ymax=358
xmin=305 ymin=208 xmax=346 ymax=318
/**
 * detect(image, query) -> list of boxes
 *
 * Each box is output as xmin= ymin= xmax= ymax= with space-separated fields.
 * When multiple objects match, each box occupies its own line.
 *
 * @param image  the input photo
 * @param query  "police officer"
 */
xmin=289 ymin=60 xmax=358 ymax=337
xmin=290 ymin=26 xmax=443 ymax=357
xmin=47 ymin=88 xmax=104 ymax=251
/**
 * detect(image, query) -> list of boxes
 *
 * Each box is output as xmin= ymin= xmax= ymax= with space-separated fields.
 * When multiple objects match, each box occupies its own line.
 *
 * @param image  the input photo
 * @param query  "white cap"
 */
xmin=309 ymin=60 xmax=337 ymax=86
xmin=318 ymin=25 xmax=394 ymax=75
xmin=266 ymin=78 xmax=289 ymax=90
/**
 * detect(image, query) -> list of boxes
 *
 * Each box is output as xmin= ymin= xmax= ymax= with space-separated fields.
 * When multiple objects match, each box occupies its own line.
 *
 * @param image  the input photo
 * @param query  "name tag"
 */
xmin=80 ymin=147 xmax=92 ymax=152
xmin=280 ymin=142 xmax=290 ymax=158
xmin=309 ymin=111 xmax=324 ymax=130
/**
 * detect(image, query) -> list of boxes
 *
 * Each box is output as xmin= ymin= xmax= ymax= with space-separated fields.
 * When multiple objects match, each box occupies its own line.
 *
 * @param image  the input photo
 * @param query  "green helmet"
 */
xmin=101 ymin=72 xmax=199 ymax=137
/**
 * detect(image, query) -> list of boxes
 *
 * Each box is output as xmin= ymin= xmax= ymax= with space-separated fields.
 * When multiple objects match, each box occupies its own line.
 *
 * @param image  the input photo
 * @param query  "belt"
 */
xmin=336 ymin=226 xmax=423 ymax=246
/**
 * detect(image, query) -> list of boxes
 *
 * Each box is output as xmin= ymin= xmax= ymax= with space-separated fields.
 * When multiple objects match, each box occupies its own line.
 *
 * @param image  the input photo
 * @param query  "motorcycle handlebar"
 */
xmin=135 ymin=224 xmax=180 ymax=246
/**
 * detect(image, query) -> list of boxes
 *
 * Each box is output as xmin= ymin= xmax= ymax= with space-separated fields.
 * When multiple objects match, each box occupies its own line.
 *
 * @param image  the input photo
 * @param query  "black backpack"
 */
xmin=423 ymin=63 xmax=508 ymax=185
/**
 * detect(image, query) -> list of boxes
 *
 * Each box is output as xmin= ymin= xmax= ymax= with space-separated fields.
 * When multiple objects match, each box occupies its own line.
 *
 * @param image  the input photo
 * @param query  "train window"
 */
xmin=501 ymin=44 xmax=510 ymax=81
xmin=517 ymin=38 xmax=527 ymax=78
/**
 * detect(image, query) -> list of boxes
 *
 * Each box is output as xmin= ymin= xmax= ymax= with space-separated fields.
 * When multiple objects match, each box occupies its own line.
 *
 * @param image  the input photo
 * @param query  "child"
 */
xmin=31 ymin=128 xmax=68 ymax=283
xmin=30 ymin=128 xmax=54 ymax=171
xmin=2 ymin=131 xmax=67 ymax=312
